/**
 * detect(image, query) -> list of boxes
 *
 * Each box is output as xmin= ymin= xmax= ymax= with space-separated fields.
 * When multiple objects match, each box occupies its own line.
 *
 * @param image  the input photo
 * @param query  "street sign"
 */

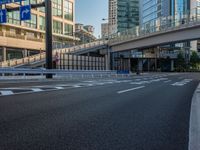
xmin=14 ymin=0 xmax=26 ymax=2
xmin=0 ymin=9 xmax=7 ymax=23
xmin=20 ymin=5 xmax=31 ymax=21
xmin=0 ymin=0 xmax=12 ymax=5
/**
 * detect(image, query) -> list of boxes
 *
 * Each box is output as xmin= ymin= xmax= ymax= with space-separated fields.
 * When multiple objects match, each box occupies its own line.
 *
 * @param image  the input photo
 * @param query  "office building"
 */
xmin=0 ymin=0 xmax=75 ymax=61
xmin=108 ymin=0 xmax=139 ymax=34
xmin=101 ymin=23 xmax=109 ymax=38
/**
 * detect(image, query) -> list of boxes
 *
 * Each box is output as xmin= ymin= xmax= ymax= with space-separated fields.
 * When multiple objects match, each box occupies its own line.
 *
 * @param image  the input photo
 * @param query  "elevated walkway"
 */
xmin=0 ymin=40 xmax=108 ymax=68
xmin=109 ymin=15 xmax=200 ymax=52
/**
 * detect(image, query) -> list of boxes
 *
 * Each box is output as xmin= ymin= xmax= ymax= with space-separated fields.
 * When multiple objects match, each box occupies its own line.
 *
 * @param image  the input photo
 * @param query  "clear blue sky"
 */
xmin=75 ymin=0 xmax=108 ymax=38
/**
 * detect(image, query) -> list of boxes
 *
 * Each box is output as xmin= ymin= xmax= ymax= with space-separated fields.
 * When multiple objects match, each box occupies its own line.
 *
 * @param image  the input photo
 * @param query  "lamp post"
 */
xmin=102 ymin=17 xmax=115 ymax=39
xmin=102 ymin=18 xmax=110 ymax=39
xmin=102 ymin=17 xmax=115 ymax=70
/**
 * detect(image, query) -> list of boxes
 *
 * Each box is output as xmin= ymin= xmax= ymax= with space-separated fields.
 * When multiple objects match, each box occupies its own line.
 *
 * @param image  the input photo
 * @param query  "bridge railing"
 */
xmin=0 ymin=39 xmax=108 ymax=68
xmin=109 ymin=9 xmax=200 ymax=44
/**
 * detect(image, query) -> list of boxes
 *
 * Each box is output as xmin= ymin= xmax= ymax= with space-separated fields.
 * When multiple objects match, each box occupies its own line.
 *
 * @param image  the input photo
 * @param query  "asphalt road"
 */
xmin=0 ymin=73 xmax=199 ymax=150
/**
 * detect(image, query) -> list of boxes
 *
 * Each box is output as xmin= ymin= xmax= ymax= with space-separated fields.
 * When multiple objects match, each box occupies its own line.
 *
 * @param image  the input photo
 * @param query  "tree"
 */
xmin=190 ymin=51 xmax=200 ymax=69
xmin=176 ymin=52 xmax=185 ymax=71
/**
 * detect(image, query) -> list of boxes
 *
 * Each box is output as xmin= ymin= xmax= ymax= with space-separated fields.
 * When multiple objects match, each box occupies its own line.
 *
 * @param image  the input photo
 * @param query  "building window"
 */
xmin=64 ymin=0 xmax=73 ymax=21
xmin=7 ymin=11 xmax=20 ymax=25
xmin=52 ymin=0 xmax=62 ymax=18
xmin=39 ymin=16 xmax=45 ymax=30
xmin=64 ymin=24 xmax=73 ymax=35
xmin=24 ymin=14 xmax=37 ymax=29
xmin=53 ymin=20 xmax=63 ymax=34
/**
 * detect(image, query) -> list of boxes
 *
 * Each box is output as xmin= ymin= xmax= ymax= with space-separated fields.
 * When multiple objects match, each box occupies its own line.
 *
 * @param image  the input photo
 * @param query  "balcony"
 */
xmin=0 ymin=31 xmax=45 ymax=50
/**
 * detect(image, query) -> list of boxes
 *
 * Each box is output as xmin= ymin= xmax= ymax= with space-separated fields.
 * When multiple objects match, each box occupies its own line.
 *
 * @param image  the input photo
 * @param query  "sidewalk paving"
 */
xmin=189 ymin=83 xmax=200 ymax=150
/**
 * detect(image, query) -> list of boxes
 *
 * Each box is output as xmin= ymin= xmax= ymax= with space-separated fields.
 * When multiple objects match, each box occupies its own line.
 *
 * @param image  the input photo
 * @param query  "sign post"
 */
xmin=0 ymin=0 xmax=53 ymax=79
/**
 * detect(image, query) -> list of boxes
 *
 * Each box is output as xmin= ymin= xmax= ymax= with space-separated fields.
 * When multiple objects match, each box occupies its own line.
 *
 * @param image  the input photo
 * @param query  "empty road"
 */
xmin=0 ymin=73 xmax=199 ymax=150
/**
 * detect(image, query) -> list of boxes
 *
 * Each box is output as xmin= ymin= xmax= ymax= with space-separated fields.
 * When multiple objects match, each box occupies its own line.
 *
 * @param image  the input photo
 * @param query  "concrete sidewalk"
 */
xmin=189 ymin=83 xmax=200 ymax=150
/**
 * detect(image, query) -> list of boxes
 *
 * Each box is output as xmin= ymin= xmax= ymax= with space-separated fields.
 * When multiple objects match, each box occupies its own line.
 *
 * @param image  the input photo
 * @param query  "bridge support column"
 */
xmin=171 ymin=60 xmax=174 ymax=72
xmin=2 ymin=47 xmax=6 ymax=61
xmin=105 ymin=54 xmax=110 ymax=70
xmin=23 ymin=49 xmax=28 ymax=57
xmin=147 ymin=58 xmax=150 ymax=72
xmin=106 ymin=48 xmax=111 ymax=70
xmin=137 ymin=59 xmax=143 ymax=73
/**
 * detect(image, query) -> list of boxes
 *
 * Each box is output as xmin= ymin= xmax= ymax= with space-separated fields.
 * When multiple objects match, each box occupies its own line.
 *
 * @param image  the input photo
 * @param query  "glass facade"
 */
xmin=0 ymin=0 xmax=75 ymax=61
xmin=170 ymin=0 xmax=189 ymax=15
xmin=117 ymin=0 xmax=139 ymax=32
xmin=64 ymin=0 xmax=73 ymax=21
xmin=141 ymin=0 xmax=163 ymax=27
xmin=4 ymin=0 xmax=74 ymax=36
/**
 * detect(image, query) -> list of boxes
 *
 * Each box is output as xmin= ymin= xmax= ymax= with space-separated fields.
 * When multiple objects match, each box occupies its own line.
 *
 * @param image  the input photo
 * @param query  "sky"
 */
xmin=75 ymin=0 xmax=108 ymax=38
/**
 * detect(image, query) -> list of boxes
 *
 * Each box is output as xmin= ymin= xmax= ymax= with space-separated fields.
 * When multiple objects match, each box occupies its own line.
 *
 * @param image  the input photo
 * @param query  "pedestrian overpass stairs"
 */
xmin=0 ymin=40 xmax=108 ymax=68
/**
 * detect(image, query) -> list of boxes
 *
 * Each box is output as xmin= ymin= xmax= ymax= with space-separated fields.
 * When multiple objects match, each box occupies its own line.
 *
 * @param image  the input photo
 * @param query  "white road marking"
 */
xmin=73 ymin=85 xmax=82 ymax=88
xmin=86 ymin=84 xmax=94 ymax=86
xmin=0 ymin=91 xmax=14 ymax=96
xmin=172 ymin=79 xmax=193 ymax=86
xmin=117 ymin=86 xmax=145 ymax=94
xmin=55 ymin=87 xmax=64 ymax=90
xmin=164 ymin=80 xmax=171 ymax=83
xmin=131 ymin=81 xmax=149 ymax=85
xmin=32 ymin=88 xmax=43 ymax=92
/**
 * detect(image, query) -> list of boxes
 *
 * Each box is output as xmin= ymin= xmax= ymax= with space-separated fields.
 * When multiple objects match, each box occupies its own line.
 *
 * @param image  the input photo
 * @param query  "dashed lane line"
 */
xmin=32 ymin=88 xmax=44 ymax=92
xmin=0 ymin=91 xmax=14 ymax=96
xmin=117 ymin=86 xmax=145 ymax=94
xmin=164 ymin=80 xmax=172 ymax=83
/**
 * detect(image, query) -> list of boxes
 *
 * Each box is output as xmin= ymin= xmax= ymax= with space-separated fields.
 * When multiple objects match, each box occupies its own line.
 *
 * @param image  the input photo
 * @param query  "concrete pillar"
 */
xmin=128 ymin=58 xmax=131 ymax=72
xmin=23 ymin=49 xmax=28 ymax=57
xmin=138 ymin=59 xmax=143 ymax=72
xmin=148 ymin=58 xmax=150 ymax=72
xmin=171 ymin=59 xmax=174 ymax=72
xmin=2 ymin=47 xmax=6 ymax=61
xmin=106 ymin=49 xmax=111 ymax=70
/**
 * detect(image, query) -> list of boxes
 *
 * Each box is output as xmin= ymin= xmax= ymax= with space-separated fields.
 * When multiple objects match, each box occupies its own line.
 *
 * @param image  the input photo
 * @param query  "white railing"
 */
xmin=0 ymin=68 xmax=117 ymax=79
xmin=0 ymin=39 xmax=108 ymax=68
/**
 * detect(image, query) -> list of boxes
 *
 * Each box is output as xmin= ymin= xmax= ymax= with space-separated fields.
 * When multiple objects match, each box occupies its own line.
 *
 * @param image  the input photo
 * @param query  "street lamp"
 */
xmin=102 ymin=17 xmax=115 ymax=40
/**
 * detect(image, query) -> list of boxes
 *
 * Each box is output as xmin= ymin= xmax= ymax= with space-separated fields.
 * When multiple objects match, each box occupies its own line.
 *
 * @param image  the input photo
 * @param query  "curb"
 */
xmin=189 ymin=83 xmax=200 ymax=150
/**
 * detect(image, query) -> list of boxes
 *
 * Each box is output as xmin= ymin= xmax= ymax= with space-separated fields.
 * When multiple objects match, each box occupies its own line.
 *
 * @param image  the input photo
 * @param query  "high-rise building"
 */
xmin=140 ymin=0 xmax=170 ymax=27
xmin=101 ymin=23 xmax=109 ymax=38
xmin=108 ymin=0 xmax=139 ymax=34
xmin=0 ymin=0 xmax=75 ymax=61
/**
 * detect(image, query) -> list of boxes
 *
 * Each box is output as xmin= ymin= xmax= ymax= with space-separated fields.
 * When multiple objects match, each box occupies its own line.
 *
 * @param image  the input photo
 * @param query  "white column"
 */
xmin=23 ymin=49 xmax=28 ymax=57
xmin=2 ymin=47 xmax=6 ymax=61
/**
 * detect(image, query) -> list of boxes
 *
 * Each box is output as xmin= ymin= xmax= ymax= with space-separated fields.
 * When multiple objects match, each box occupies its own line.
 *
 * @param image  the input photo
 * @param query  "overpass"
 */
xmin=109 ymin=17 xmax=200 ymax=52
xmin=1 ymin=14 xmax=200 ymax=69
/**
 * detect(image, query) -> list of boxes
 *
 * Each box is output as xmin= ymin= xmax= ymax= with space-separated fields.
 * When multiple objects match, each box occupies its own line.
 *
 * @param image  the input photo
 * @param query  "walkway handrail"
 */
xmin=0 ymin=39 xmax=108 ymax=68
xmin=109 ymin=12 xmax=200 ymax=45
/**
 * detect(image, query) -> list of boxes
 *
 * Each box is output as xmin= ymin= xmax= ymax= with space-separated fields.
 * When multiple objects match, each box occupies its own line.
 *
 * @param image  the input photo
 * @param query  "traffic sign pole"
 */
xmin=45 ymin=0 xmax=53 ymax=79
xmin=0 ymin=0 xmax=53 ymax=79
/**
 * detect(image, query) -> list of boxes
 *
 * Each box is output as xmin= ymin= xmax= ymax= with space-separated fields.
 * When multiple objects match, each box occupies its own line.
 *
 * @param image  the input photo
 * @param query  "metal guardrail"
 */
xmin=0 ymin=68 xmax=117 ymax=76
xmin=109 ymin=10 xmax=200 ymax=45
